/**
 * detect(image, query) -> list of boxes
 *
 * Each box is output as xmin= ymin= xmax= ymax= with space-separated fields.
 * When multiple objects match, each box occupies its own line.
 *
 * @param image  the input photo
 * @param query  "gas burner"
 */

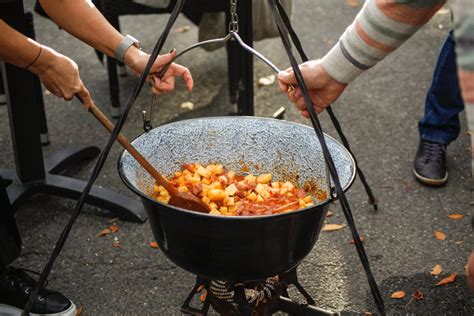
xmin=181 ymin=268 xmax=338 ymax=316
xmin=209 ymin=276 xmax=280 ymax=306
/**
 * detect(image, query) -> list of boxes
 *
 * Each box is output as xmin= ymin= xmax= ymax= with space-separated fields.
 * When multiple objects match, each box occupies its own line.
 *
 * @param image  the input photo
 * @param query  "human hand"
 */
xmin=277 ymin=59 xmax=347 ymax=118
xmin=29 ymin=46 xmax=92 ymax=109
xmin=124 ymin=47 xmax=193 ymax=94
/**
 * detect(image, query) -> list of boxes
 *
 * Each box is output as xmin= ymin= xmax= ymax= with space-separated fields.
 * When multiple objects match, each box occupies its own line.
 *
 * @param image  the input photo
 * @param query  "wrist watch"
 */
xmin=115 ymin=34 xmax=141 ymax=63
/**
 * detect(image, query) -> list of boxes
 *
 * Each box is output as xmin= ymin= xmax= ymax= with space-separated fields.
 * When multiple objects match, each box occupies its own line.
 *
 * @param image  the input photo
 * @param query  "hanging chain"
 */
xmin=229 ymin=0 xmax=239 ymax=33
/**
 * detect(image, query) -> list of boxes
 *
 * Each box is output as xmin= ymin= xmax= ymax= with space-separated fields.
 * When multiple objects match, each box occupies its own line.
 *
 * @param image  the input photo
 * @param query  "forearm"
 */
xmin=39 ymin=0 xmax=123 ymax=59
xmin=0 ymin=20 xmax=41 ymax=69
xmin=322 ymin=0 xmax=446 ymax=84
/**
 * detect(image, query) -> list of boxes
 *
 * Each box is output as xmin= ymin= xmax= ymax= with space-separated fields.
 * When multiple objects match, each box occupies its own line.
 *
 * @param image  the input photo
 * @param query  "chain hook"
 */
xmin=228 ymin=0 xmax=239 ymax=33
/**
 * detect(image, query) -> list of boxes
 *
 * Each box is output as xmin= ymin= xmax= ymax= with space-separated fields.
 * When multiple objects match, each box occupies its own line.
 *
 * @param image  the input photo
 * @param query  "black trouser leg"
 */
xmin=0 ymin=177 xmax=22 ymax=270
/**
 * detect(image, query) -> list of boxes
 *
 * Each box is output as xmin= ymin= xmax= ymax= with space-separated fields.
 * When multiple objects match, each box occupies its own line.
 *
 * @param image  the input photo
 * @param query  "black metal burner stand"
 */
xmin=181 ymin=268 xmax=344 ymax=316
xmin=0 ymin=0 xmax=146 ymax=223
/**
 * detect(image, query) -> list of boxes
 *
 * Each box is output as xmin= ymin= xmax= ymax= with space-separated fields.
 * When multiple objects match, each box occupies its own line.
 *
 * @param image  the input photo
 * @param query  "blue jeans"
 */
xmin=418 ymin=31 xmax=464 ymax=145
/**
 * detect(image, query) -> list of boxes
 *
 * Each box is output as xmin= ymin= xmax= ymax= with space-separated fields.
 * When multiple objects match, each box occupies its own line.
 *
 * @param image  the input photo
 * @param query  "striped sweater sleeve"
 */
xmin=322 ymin=0 xmax=446 ymax=84
xmin=452 ymin=0 xmax=474 ymax=175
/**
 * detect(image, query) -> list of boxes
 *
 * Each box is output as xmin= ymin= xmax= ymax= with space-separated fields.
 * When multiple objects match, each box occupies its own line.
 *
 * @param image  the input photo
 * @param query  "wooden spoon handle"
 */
xmin=77 ymin=97 xmax=174 ymax=193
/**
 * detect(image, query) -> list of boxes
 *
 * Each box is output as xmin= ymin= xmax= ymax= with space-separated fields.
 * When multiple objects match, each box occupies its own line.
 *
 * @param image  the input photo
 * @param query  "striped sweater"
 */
xmin=321 ymin=0 xmax=474 ymax=175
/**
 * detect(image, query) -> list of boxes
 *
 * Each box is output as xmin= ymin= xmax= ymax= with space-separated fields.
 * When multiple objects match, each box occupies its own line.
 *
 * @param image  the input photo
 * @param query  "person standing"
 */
xmin=0 ymin=0 xmax=194 ymax=314
xmin=414 ymin=31 xmax=464 ymax=186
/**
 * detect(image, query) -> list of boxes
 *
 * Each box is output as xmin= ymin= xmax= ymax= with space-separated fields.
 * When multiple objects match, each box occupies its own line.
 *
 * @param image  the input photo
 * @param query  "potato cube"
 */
xmin=280 ymin=187 xmax=288 ymax=195
xmin=247 ymin=192 xmax=257 ymax=201
xmin=210 ymin=182 xmax=223 ymax=190
xmin=303 ymin=196 xmax=313 ymax=203
xmin=257 ymin=194 xmax=264 ymax=203
xmin=255 ymin=183 xmax=266 ymax=194
xmin=244 ymin=175 xmax=256 ymax=184
xmin=219 ymin=206 xmax=228 ymax=213
xmin=208 ymin=189 xmax=226 ymax=201
xmin=271 ymin=182 xmax=280 ymax=188
xmin=178 ymin=186 xmax=189 ymax=193
xmin=209 ymin=209 xmax=221 ymax=215
xmin=197 ymin=165 xmax=211 ymax=178
xmin=260 ymin=190 xmax=271 ymax=199
xmin=299 ymin=199 xmax=306 ymax=208
xmin=282 ymin=181 xmax=295 ymax=190
xmin=257 ymin=173 xmax=272 ymax=184
xmin=227 ymin=197 xmax=235 ymax=206
xmin=226 ymin=171 xmax=236 ymax=180
xmin=213 ymin=164 xmax=225 ymax=175
xmin=202 ymin=196 xmax=211 ymax=204
xmin=225 ymin=184 xmax=238 ymax=196
xmin=202 ymin=178 xmax=211 ymax=185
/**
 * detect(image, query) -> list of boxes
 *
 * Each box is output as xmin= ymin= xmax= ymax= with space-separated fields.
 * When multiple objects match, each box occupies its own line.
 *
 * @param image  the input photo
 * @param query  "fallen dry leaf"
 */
xmin=322 ymin=224 xmax=345 ymax=232
xmin=108 ymin=217 xmax=119 ymax=224
xmin=149 ymin=241 xmax=159 ymax=249
xmin=436 ymin=272 xmax=458 ymax=286
xmin=180 ymin=101 xmax=194 ymax=110
xmin=434 ymin=231 xmax=447 ymax=241
xmin=112 ymin=242 xmax=122 ymax=248
xmin=199 ymin=289 xmax=207 ymax=302
xmin=110 ymin=223 xmax=119 ymax=233
xmin=257 ymin=74 xmax=275 ymax=87
xmin=391 ymin=291 xmax=406 ymax=299
xmin=174 ymin=25 xmax=191 ymax=33
xmin=75 ymin=306 xmax=84 ymax=316
xmin=350 ymin=236 xmax=365 ymax=244
xmin=413 ymin=289 xmax=424 ymax=301
xmin=326 ymin=210 xmax=334 ymax=217
xmin=447 ymin=213 xmax=464 ymax=220
xmin=431 ymin=264 xmax=443 ymax=276
xmin=346 ymin=0 xmax=361 ymax=8
xmin=96 ymin=228 xmax=111 ymax=237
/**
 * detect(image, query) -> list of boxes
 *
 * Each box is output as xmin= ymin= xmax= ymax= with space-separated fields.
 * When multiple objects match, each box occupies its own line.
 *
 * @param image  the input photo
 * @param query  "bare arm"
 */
xmin=0 ymin=19 xmax=92 ymax=105
xmin=39 ymin=0 xmax=193 ymax=92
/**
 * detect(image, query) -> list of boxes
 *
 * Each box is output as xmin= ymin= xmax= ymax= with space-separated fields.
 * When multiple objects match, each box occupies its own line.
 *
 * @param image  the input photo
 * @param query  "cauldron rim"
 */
xmin=117 ymin=116 xmax=356 ymax=220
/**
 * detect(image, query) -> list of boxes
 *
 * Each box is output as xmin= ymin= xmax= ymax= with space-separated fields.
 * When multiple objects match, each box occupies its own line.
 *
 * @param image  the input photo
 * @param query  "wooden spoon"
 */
xmin=77 ymin=96 xmax=210 ymax=213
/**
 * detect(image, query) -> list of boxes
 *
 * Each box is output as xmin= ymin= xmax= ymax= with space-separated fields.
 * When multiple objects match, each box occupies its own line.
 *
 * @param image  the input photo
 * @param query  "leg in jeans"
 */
xmin=418 ymin=31 xmax=465 ymax=144
xmin=0 ymin=177 xmax=21 ymax=270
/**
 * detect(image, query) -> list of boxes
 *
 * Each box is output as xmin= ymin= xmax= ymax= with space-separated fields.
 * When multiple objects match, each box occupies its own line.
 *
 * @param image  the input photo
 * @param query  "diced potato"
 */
xmin=257 ymin=173 xmax=272 ymax=184
xmin=280 ymin=187 xmax=288 ymax=195
xmin=207 ymin=189 xmax=226 ymax=201
xmin=225 ymin=184 xmax=238 ymax=196
xmin=159 ymin=190 xmax=170 ymax=197
xmin=183 ymin=169 xmax=192 ymax=176
xmin=227 ymin=197 xmax=235 ymax=206
xmin=247 ymin=192 xmax=257 ymax=201
xmin=197 ymin=165 xmax=211 ymax=178
xmin=202 ymin=196 xmax=211 ymax=204
xmin=255 ymin=184 xmax=266 ymax=194
xmin=213 ymin=164 xmax=225 ymax=175
xmin=153 ymin=185 xmax=160 ymax=194
xmin=283 ymin=181 xmax=295 ymax=190
xmin=202 ymin=178 xmax=211 ymax=185
xmin=209 ymin=202 xmax=218 ymax=209
xmin=209 ymin=209 xmax=221 ymax=215
xmin=219 ymin=206 xmax=228 ymax=213
xmin=299 ymin=199 xmax=306 ymax=207
xmin=174 ymin=171 xmax=182 ymax=177
xmin=303 ymin=196 xmax=313 ymax=203
xmin=210 ymin=182 xmax=223 ymax=190
xmin=260 ymin=190 xmax=271 ymax=199
xmin=257 ymin=194 xmax=264 ymax=203
xmin=226 ymin=171 xmax=236 ymax=180
xmin=271 ymin=181 xmax=280 ymax=188
xmin=287 ymin=193 xmax=294 ymax=197
xmin=244 ymin=175 xmax=256 ymax=184
xmin=178 ymin=186 xmax=189 ymax=193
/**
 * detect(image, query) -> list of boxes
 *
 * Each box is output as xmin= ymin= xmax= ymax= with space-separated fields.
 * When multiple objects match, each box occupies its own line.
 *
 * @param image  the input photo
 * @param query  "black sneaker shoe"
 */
xmin=413 ymin=139 xmax=448 ymax=186
xmin=0 ymin=267 xmax=76 ymax=316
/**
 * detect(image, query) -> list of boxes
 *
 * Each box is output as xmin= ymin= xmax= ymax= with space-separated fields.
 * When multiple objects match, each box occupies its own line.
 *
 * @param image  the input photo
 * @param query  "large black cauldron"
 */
xmin=118 ymin=117 xmax=355 ymax=282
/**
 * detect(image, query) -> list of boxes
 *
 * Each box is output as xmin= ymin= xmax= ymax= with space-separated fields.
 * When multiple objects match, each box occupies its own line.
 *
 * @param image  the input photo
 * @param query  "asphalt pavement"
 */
xmin=0 ymin=0 xmax=472 ymax=315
